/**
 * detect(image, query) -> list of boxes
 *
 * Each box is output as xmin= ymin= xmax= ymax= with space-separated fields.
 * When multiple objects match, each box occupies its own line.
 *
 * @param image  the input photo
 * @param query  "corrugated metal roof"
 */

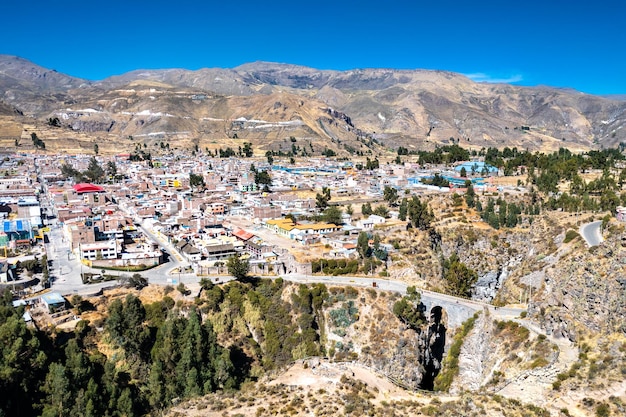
xmin=41 ymin=292 xmax=65 ymax=305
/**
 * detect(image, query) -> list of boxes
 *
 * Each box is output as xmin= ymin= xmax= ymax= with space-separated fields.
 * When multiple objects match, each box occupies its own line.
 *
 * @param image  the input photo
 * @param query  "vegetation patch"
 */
xmin=563 ymin=229 xmax=580 ymax=243
xmin=493 ymin=320 xmax=530 ymax=350
xmin=434 ymin=313 xmax=479 ymax=391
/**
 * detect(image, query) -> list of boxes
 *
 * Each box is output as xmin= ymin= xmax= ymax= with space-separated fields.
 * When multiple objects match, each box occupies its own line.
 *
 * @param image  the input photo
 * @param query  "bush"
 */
xmin=595 ymin=403 xmax=610 ymax=417
xmin=563 ymin=230 xmax=579 ymax=243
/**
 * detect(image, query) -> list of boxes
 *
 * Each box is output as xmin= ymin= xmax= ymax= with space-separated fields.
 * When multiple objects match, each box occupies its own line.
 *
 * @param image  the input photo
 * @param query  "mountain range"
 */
xmin=1 ymin=54 xmax=625 ymax=154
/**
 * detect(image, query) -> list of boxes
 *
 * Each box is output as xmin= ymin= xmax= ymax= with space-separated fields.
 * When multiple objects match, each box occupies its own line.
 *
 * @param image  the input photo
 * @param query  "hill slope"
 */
xmin=1 ymin=56 xmax=626 ymax=154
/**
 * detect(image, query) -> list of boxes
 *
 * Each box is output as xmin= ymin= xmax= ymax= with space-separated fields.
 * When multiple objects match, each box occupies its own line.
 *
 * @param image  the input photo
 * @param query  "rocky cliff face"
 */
xmin=320 ymin=287 xmax=454 ymax=390
xmin=534 ymin=222 xmax=626 ymax=339
xmin=428 ymin=208 xmax=626 ymax=343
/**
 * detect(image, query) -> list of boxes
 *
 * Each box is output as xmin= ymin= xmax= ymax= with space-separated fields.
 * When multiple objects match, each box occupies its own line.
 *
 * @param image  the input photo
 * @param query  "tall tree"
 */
xmin=398 ymin=198 xmax=408 ymax=221
xmin=315 ymin=187 xmax=331 ymax=210
xmin=464 ymin=180 xmax=476 ymax=208
xmin=254 ymin=170 xmax=272 ymax=190
xmin=383 ymin=186 xmax=399 ymax=206
xmin=322 ymin=206 xmax=342 ymax=225
xmin=41 ymin=363 xmax=71 ymax=417
xmin=84 ymin=156 xmax=105 ymax=183
xmin=407 ymin=196 xmax=433 ymax=230
xmin=357 ymin=231 xmax=371 ymax=259
xmin=443 ymin=254 xmax=478 ymax=297
xmin=227 ymin=255 xmax=250 ymax=280
xmin=189 ymin=173 xmax=205 ymax=190
xmin=0 ymin=292 xmax=47 ymax=416
xmin=106 ymin=161 xmax=118 ymax=181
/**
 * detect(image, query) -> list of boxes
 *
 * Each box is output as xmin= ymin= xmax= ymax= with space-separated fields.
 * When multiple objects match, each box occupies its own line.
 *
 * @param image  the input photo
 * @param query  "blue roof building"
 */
xmin=2 ymin=219 xmax=33 ymax=241
xmin=41 ymin=292 xmax=66 ymax=312
xmin=454 ymin=162 xmax=498 ymax=176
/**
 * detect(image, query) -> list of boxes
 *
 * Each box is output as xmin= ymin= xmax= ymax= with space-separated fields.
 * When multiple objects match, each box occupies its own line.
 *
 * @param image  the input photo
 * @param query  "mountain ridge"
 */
xmin=1 ymin=55 xmax=625 ymax=154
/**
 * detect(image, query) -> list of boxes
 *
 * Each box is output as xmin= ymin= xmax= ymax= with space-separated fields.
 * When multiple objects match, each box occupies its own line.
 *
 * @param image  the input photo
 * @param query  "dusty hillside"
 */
xmin=164 ymin=369 xmax=552 ymax=417
xmin=0 ymin=83 xmax=370 ymax=156
xmin=63 ymin=212 xmax=626 ymax=417
xmin=2 ymin=55 xmax=626 ymax=155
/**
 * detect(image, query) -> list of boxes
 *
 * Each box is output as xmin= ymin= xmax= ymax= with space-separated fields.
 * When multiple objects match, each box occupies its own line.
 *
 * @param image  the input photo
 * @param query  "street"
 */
xmin=35 ymin=217 xmax=524 ymax=329
xmin=580 ymin=220 xmax=603 ymax=247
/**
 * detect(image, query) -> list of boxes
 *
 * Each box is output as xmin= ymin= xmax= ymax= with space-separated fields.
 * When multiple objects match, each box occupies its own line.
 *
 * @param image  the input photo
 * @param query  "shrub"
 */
xmin=563 ymin=230 xmax=579 ymax=243
xmin=595 ymin=403 xmax=610 ymax=417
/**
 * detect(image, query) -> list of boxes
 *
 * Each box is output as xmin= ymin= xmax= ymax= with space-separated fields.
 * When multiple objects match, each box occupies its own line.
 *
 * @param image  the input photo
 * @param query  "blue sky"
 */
xmin=2 ymin=0 xmax=625 ymax=95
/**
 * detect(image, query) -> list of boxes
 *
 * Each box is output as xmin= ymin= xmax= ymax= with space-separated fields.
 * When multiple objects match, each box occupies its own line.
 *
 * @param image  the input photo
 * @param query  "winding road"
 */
xmin=580 ymin=220 xmax=603 ymax=247
xmin=281 ymin=272 xmax=524 ymax=327
xmin=41 ymin=219 xmax=524 ymax=328
xmin=38 ymin=212 xmax=531 ymax=327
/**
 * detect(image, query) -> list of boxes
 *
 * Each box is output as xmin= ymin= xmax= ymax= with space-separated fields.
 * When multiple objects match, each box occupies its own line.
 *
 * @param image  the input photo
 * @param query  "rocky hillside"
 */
xmin=165 ymin=370 xmax=553 ymax=417
xmin=1 ymin=55 xmax=626 ymax=155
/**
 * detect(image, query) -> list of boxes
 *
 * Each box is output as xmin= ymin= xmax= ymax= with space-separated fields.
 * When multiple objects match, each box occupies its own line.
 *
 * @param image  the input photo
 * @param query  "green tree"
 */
xmin=242 ymin=142 xmax=253 ymax=157
xmin=189 ymin=173 xmax=205 ymax=190
xmin=443 ymin=254 xmax=478 ymax=297
xmin=48 ymin=117 xmax=61 ymax=127
xmin=41 ymin=363 xmax=71 ymax=417
xmin=0 ymin=293 xmax=47 ymax=415
xmin=365 ymin=157 xmax=379 ymax=170
xmin=31 ymin=132 xmax=46 ymax=149
xmin=61 ymin=163 xmax=83 ymax=181
xmin=398 ymin=198 xmax=408 ymax=221
xmin=254 ymin=170 xmax=272 ymax=190
xmin=227 ymin=255 xmax=250 ymax=280
xmin=407 ymin=196 xmax=433 ymax=230
xmin=361 ymin=202 xmax=373 ymax=216
xmin=393 ymin=292 xmax=425 ymax=331
xmin=106 ymin=161 xmax=118 ymax=182
xmin=315 ymin=187 xmax=331 ymax=210
xmin=105 ymin=294 xmax=149 ymax=358
xmin=464 ymin=180 xmax=476 ymax=208
xmin=322 ymin=206 xmax=343 ymax=225
xmin=373 ymin=205 xmax=389 ymax=218
xmin=383 ymin=186 xmax=398 ymax=206
xmin=128 ymin=273 xmax=148 ymax=289
xmin=84 ymin=156 xmax=105 ymax=183
xmin=357 ymin=231 xmax=371 ymax=259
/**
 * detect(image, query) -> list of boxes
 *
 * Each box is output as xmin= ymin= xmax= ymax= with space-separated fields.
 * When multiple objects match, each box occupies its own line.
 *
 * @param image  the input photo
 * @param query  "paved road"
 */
xmin=42 ymin=220 xmax=198 ymax=296
xmin=580 ymin=220 xmax=603 ymax=247
xmin=137 ymin=220 xmax=192 ymax=285
xmin=281 ymin=273 xmax=524 ymax=327
xmin=40 ymin=220 xmax=524 ymax=328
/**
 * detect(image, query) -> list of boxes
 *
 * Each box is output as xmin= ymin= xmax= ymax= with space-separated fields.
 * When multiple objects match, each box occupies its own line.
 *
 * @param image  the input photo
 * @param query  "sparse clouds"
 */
xmin=465 ymin=72 xmax=523 ymax=84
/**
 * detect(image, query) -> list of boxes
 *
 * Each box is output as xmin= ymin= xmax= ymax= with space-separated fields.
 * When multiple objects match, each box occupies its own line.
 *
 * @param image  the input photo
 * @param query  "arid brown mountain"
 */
xmin=1 ymin=55 xmax=626 ymax=155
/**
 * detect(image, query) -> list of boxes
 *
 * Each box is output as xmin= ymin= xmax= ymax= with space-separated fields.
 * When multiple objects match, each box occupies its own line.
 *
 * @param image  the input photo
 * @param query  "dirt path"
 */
xmin=496 ymin=320 xmax=581 ymax=413
xmin=270 ymin=359 xmax=417 ymax=402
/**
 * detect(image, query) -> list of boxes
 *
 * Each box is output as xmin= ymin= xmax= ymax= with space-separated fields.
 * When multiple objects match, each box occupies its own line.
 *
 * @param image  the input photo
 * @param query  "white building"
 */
xmin=79 ymin=239 xmax=120 ymax=260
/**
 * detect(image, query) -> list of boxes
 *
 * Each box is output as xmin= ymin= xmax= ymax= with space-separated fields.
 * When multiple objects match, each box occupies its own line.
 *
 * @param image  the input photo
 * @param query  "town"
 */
xmin=0 ymin=148 xmax=513 ymax=322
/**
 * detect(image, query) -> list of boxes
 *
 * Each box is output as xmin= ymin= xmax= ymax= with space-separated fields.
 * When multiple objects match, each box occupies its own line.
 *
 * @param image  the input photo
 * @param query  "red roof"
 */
xmin=233 ymin=229 xmax=255 ymax=241
xmin=73 ymin=183 xmax=105 ymax=193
